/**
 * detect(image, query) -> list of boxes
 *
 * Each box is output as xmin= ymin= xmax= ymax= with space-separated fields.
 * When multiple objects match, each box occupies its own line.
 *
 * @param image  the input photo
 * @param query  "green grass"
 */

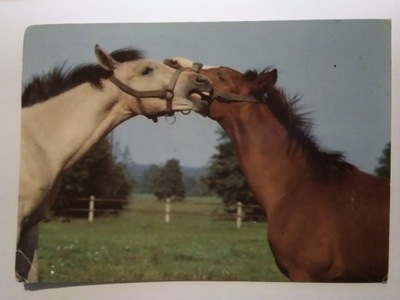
xmin=38 ymin=194 xmax=287 ymax=283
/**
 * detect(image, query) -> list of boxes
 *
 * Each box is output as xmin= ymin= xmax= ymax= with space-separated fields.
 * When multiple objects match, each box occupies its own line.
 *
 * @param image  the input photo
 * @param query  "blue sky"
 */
xmin=22 ymin=20 xmax=391 ymax=172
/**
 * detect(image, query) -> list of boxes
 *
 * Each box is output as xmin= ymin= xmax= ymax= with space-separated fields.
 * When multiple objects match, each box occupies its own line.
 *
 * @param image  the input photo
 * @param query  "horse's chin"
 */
xmin=169 ymin=97 xmax=205 ymax=113
xmin=189 ymin=90 xmax=212 ymax=104
xmin=187 ymin=92 xmax=210 ymax=115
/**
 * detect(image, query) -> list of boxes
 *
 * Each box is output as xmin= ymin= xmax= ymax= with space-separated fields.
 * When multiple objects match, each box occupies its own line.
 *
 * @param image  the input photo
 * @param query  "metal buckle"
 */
xmin=191 ymin=62 xmax=203 ymax=73
xmin=165 ymin=114 xmax=176 ymax=125
xmin=165 ymin=89 xmax=174 ymax=100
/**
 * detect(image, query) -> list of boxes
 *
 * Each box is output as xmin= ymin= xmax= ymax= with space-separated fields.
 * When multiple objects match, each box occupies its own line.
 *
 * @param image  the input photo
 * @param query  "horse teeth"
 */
xmin=200 ymin=92 xmax=212 ymax=103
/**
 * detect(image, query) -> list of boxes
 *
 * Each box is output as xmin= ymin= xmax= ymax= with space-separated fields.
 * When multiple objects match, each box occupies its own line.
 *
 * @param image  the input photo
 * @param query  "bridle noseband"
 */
xmin=213 ymin=90 xmax=258 ymax=103
xmin=187 ymin=62 xmax=259 ymax=104
xmin=109 ymin=69 xmax=183 ymax=122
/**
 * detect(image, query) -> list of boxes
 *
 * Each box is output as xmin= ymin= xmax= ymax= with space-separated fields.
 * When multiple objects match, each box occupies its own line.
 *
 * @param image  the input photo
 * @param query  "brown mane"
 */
xmin=244 ymin=69 xmax=357 ymax=180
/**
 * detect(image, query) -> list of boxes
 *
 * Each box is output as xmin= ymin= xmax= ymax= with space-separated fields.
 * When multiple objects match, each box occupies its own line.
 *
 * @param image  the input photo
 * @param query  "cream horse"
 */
xmin=17 ymin=45 xmax=212 ymax=282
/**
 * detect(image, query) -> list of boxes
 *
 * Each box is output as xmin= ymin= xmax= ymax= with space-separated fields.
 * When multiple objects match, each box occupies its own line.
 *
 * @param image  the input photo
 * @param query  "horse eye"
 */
xmin=141 ymin=67 xmax=153 ymax=76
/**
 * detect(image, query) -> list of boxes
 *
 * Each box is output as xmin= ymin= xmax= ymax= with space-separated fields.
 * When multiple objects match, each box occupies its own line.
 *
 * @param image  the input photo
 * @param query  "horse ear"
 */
xmin=95 ymin=44 xmax=119 ymax=70
xmin=252 ymin=69 xmax=278 ymax=96
xmin=164 ymin=58 xmax=181 ymax=69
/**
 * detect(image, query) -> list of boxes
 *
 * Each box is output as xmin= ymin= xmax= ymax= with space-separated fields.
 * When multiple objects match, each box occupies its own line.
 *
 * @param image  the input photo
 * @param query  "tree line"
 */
xmin=52 ymin=130 xmax=391 ymax=220
xmin=131 ymin=162 xmax=208 ymax=198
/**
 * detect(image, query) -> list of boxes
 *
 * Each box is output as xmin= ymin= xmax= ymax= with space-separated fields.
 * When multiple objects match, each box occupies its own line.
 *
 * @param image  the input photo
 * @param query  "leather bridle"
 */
xmin=213 ymin=90 xmax=258 ymax=103
xmin=171 ymin=61 xmax=259 ymax=104
xmin=109 ymin=69 xmax=183 ymax=122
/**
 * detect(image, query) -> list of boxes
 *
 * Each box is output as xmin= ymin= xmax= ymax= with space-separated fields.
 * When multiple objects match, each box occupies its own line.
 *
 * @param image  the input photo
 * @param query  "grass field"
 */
xmin=38 ymin=194 xmax=287 ymax=283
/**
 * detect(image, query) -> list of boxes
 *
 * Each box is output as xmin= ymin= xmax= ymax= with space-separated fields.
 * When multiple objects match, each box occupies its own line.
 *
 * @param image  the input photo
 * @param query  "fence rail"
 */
xmin=60 ymin=195 xmax=264 ymax=228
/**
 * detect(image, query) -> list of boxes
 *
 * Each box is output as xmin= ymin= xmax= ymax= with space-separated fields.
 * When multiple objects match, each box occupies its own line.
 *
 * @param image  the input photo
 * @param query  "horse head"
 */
xmin=95 ymin=46 xmax=213 ymax=120
xmin=164 ymin=57 xmax=277 ymax=120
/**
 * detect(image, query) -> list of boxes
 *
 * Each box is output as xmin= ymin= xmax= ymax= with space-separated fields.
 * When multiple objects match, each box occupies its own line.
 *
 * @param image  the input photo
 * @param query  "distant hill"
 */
xmin=125 ymin=163 xmax=209 ymax=196
xmin=125 ymin=163 xmax=208 ymax=179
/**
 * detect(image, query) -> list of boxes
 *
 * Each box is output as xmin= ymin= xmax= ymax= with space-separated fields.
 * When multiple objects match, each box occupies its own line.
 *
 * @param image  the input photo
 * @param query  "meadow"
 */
xmin=38 ymin=194 xmax=287 ymax=283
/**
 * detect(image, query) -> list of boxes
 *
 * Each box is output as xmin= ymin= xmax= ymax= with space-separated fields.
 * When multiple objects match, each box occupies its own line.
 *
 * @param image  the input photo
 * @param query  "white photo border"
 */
xmin=0 ymin=0 xmax=398 ymax=299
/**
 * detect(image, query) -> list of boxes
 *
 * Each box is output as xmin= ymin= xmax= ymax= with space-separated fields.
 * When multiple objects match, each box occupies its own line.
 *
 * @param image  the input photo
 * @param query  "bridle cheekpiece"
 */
xmin=109 ymin=69 xmax=183 ymax=122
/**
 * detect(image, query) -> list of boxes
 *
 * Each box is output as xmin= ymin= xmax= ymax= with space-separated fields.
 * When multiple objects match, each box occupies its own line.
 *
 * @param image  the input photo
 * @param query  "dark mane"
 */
xmin=22 ymin=47 xmax=143 ymax=108
xmin=244 ymin=69 xmax=356 ymax=179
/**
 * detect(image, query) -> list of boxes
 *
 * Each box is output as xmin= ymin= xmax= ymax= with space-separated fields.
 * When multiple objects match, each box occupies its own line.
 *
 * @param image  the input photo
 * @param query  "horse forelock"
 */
xmin=170 ymin=57 xmax=219 ymax=70
xmin=22 ymin=47 xmax=143 ymax=108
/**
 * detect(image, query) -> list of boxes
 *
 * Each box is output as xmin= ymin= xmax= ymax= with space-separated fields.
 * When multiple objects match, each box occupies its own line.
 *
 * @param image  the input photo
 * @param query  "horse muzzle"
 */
xmin=185 ymin=73 xmax=212 ymax=103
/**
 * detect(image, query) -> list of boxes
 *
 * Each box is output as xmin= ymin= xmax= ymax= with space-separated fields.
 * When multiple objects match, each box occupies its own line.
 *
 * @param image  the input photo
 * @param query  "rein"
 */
xmin=109 ymin=69 xmax=183 ymax=122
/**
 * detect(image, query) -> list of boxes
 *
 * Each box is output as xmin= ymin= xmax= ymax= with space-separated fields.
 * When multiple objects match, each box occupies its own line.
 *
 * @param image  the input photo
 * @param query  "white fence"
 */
xmin=63 ymin=195 xmax=261 ymax=229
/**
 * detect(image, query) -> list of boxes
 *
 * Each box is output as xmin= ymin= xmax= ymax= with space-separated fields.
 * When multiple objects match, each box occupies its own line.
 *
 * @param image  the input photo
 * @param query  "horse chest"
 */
xmin=267 ymin=196 xmax=345 ymax=281
xmin=21 ymin=178 xmax=62 ymax=230
xmin=19 ymin=150 xmax=62 ymax=228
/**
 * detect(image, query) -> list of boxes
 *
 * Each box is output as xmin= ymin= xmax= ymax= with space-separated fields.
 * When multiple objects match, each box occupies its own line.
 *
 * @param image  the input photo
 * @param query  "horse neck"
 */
xmin=214 ymin=102 xmax=309 ymax=214
xmin=21 ymin=81 xmax=133 ymax=174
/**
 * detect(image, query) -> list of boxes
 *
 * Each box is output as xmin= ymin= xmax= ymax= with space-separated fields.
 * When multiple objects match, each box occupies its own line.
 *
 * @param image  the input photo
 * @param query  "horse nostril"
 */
xmin=196 ymin=75 xmax=208 ymax=84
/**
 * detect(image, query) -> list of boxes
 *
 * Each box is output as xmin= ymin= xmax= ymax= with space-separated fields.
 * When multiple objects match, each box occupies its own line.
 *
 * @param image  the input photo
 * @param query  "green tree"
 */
xmin=184 ymin=175 xmax=208 ymax=196
xmin=153 ymin=159 xmax=185 ymax=201
xmin=204 ymin=129 xmax=264 ymax=220
xmin=60 ymin=137 xmax=133 ymax=199
xmin=375 ymin=142 xmax=391 ymax=178
xmin=141 ymin=164 xmax=162 ymax=194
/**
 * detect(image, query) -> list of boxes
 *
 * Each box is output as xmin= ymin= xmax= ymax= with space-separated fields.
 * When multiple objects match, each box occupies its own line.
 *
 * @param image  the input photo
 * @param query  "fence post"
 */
xmin=88 ymin=195 xmax=95 ymax=222
xmin=165 ymin=198 xmax=171 ymax=223
xmin=236 ymin=201 xmax=242 ymax=229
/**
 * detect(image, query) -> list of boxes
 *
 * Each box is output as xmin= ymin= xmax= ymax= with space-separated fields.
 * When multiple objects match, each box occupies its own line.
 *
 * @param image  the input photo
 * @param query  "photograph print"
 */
xmin=17 ymin=20 xmax=390 ymax=284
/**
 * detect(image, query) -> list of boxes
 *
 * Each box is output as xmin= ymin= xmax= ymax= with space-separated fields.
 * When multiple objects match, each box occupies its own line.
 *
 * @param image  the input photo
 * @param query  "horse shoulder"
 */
xmin=325 ymin=170 xmax=389 ymax=281
xmin=267 ymin=172 xmax=389 ymax=281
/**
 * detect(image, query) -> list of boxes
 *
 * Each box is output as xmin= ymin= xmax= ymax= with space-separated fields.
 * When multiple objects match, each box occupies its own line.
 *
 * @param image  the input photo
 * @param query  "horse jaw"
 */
xmin=171 ymin=96 xmax=209 ymax=113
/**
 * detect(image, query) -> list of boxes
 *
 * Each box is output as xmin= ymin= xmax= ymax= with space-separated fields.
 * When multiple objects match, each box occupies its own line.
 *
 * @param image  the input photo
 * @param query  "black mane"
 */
xmin=22 ymin=47 xmax=143 ymax=108
xmin=244 ymin=69 xmax=356 ymax=179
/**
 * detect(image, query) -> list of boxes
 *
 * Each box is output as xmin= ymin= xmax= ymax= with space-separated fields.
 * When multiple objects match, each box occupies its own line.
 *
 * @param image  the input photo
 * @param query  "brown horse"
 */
xmin=165 ymin=58 xmax=390 ymax=282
